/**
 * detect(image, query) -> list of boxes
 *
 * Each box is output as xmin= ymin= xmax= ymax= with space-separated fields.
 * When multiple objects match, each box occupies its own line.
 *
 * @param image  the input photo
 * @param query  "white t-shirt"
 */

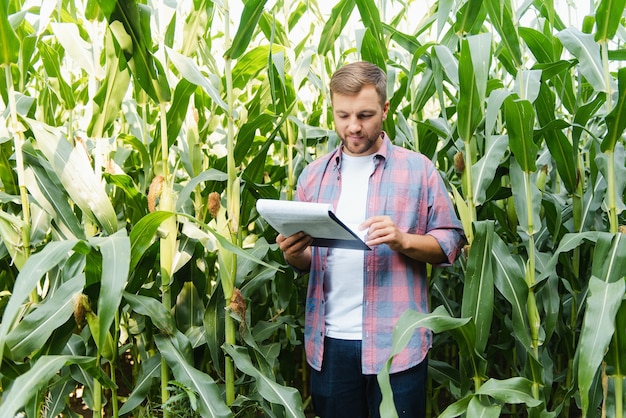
xmin=324 ymin=153 xmax=374 ymax=339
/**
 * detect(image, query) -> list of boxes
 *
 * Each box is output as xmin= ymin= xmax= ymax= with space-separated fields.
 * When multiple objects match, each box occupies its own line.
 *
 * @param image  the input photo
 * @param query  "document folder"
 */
xmin=256 ymin=199 xmax=371 ymax=250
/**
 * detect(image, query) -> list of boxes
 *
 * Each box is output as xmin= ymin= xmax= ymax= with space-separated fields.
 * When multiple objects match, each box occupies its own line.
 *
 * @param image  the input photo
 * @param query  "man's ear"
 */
xmin=382 ymin=101 xmax=390 ymax=120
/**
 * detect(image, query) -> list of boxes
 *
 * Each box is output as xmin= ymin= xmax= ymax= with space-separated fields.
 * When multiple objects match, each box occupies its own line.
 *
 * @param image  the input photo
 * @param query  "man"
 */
xmin=276 ymin=61 xmax=465 ymax=417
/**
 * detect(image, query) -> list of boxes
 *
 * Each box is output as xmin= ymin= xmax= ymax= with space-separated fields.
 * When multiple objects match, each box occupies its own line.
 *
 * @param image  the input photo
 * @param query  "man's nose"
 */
xmin=347 ymin=117 xmax=361 ymax=132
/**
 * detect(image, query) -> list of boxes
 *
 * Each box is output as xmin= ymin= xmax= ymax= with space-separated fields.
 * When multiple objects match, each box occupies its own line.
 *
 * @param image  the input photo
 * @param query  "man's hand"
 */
xmin=360 ymin=216 xmax=447 ymax=264
xmin=276 ymin=231 xmax=313 ymax=271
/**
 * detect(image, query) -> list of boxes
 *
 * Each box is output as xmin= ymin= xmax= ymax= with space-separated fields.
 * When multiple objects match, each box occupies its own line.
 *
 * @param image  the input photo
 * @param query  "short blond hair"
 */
xmin=329 ymin=61 xmax=387 ymax=107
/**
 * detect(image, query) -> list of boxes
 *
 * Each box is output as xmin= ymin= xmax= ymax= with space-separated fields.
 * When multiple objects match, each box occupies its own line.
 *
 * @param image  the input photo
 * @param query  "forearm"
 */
xmin=396 ymin=232 xmax=447 ymax=265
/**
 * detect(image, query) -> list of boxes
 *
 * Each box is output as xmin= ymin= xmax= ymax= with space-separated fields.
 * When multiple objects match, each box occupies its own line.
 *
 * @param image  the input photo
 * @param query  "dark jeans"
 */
xmin=310 ymin=337 xmax=427 ymax=418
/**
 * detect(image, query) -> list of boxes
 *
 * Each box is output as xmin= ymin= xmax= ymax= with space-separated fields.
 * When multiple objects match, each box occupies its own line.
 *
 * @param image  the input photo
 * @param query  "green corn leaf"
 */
xmin=438 ymin=395 xmax=473 ymax=418
xmin=454 ymin=0 xmax=485 ymax=35
xmin=175 ymin=281 xmax=204 ymax=333
xmin=355 ymin=0 xmax=386 ymax=60
xmin=594 ymin=0 xmax=626 ymax=42
xmin=225 ymin=0 xmax=267 ymax=60
xmin=491 ymin=234 xmax=531 ymax=351
xmin=378 ymin=306 xmax=472 ymax=418
xmin=536 ymin=84 xmax=577 ymax=193
xmin=178 ymin=212 xmax=278 ymax=271
xmin=595 ymin=144 xmax=626 ymax=214
xmin=108 ymin=1 xmax=166 ymax=103
xmin=468 ymin=33 xmax=492 ymax=105
xmin=258 ymin=12 xmax=290 ymax=48
xmin=167 ymin=79 xmax=198 ymax=158
xmin=118 ymin=354 xmax=161 ymax=415
xmin=393 ymin=309 xmax=472 ymax=351
xmin=580 ymin=176 xmax=607 ymax=231
xmin=472 ymin=134 xmax=508 ymax=205
xmin=104 ymin=173 xmax=146 ymax=219
xmin=538 ymin=231 xmax=600 ymax=282
xmin=519 ymin=27 xmax=555 ymax=63
xmin=436 ymin=0 xmax=454 ymax=38
xmin=602 ymin=66 xmax=626 ymax=152
xmin=358 ymin=28 xmax=386 ymax=72
xmin=92 ymin=0 xmax=115 ymax=18
xmin=91 ymin=231 xmax=130 ymax=356
xmin=591 ymin=232 xmax=626 ymax=284
xmin=0 ymin=239 xmax=81 ymax=363
xmin=26 ymin=119 xmax=118 ymax=235
xmin=572 ymin=93 xmax=606 ymax=147
xmin=412 ymin=67 xmax=436 ymax=114
xmin=382 ymin=23 xmax=422 ymax=55
xmin=50 ymin=22 xmax=101 ymax=77
xmin=476 ymin=377 xmax=543 ymax=407
xmin=167 ymin=47 xmax=228 ymax=111
xmin=176 ymin=169 xmax=228 ymax=212
xmin=223 ymin=343 xmax=305 ymax=417
xmin=129 ymin=211 xmax=175 ymax=272
xmin=155 ymin=333 xmax=231 ymax=418
xmin=485 ymin=88 xmax=511 ymax=135
xmin=47 ymin=376 xmax=77 ymax=417
xmin=606 ymin=300 xmax=626 ymax=377
xmin=88 ymin=28 xmax=131 ymax=138
xmin=0 ymin=1 xmax=19 ymax=65
xmin=230 ymin=44 xmax=284 ymax=91
xmin=467 ymin=397 xmax=501 ymax=417
xmin=38 ymin=42 xmax=76 ymax=109
xmin=509 ymin=159 xmax=541 ymax=235
xmin=23 ymin=148 xmax=85 ymax=238
xmin=577 ymin=277 xmax=625 ymax=414
xmin=504 ymin=97 xmax=538 ymax=173
xmin=0 ymin=145 xmax=18 ymax=196
xmin=180 ymin=0 xmax=214 ymax=56
xmin=434 ymin=45 xmax=459 ymax=87
xmin=123 ymin=291 xmax=177 ymax=336
xmin=317 ymin=0 xmax=356 ymax=56
xmin=484 ymin=0 xmax=522 ymax=68
xmin=0 ymin=355 xmax=98 ymax=418
xmin=557 ymin=28 xmax=606 ymax=93
xmin=515 ymin=69 xmax=542 ymax=103
xmin=204 ymin=282 xmax=225 ymax=377
xmin=6 ymin=273 xmax=85 ymax=359
xmin=0 ymin=209 xmax=27 ymax=267
xmin=461 ymin=221 xmax=495 ymax=354
xmin=457 ymin=37 xmax=483 ymax=143
xmin=85 ymin=310 xmax=116 ymax=361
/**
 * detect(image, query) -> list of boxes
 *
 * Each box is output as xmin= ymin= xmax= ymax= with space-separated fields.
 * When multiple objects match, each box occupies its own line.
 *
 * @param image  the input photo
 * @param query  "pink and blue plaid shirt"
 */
xmin=296 ymin=134 xmax=465 ymax=374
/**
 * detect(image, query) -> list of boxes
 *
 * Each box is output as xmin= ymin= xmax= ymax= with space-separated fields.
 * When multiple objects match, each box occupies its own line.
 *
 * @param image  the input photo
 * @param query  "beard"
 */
xmin=339 ymin=131 xmax=382 ymax=156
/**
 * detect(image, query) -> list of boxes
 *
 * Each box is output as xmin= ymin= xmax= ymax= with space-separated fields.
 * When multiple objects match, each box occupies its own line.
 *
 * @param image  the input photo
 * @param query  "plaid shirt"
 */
xmin=296 ymin=134 xmax=465 ymax=374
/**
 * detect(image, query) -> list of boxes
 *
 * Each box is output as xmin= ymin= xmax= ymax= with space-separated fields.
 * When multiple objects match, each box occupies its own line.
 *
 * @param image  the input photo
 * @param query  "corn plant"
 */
xmin=0 ymin=0 xmax=625 ymax=417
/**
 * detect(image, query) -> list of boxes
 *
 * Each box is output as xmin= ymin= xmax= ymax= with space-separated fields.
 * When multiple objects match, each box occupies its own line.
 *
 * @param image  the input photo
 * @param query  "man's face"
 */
xmin=332 ymin=84 xmax=389 ymax=156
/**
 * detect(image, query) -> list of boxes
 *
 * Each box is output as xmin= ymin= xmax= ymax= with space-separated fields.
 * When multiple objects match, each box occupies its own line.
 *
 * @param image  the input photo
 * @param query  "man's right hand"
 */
xmin=276 ymin=231 xmax=313 ymax=271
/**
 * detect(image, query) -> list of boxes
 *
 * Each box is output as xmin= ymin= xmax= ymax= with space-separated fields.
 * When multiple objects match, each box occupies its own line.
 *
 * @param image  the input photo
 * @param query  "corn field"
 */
xmin=0 ymin=0 xmax=625 ymax=417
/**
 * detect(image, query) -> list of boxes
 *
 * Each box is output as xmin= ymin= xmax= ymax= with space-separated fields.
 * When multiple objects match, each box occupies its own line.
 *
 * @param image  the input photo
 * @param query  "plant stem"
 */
xmin=614 ymin=373 xmax=623 ymax=418
xmin=286 ymin=121 xmax=295 ymax=201
xmin=5 ymin=64 xmax=32 ymax=275
xmin=223 ymin=0 xmax=239 ymax=405
xmin=524 ymin=170 xmax=541 ymax=402
xmin=158 ymin=102 xmax=175 ymax=417
xmin=607 ymin=151 xmax=617 ymax=233
xmin=463 ymin=139 xmax=475 ymax=243
xmin=111 ymin=312 xmax=120 ymax=418
xmin=94 ymin=354 xmax=103 ymax=417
